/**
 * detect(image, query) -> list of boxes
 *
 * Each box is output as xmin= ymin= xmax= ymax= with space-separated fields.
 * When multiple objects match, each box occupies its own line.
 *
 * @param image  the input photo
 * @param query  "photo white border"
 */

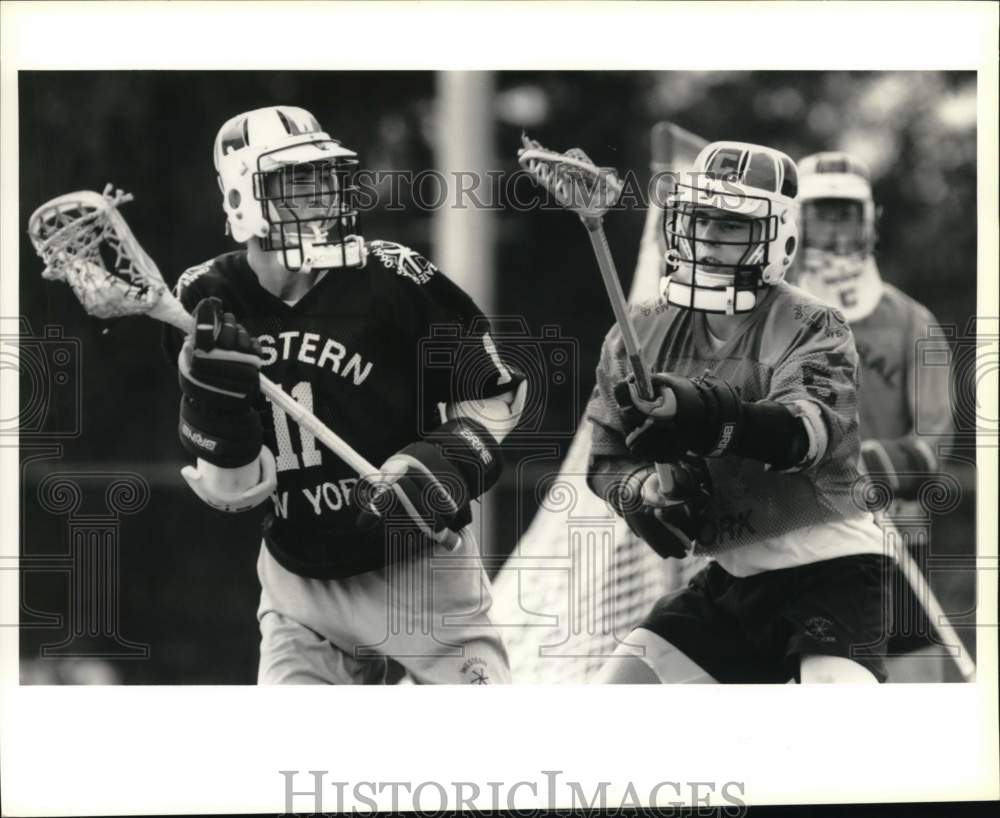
xmin=1 ymin=2 xmax=997 ymax=814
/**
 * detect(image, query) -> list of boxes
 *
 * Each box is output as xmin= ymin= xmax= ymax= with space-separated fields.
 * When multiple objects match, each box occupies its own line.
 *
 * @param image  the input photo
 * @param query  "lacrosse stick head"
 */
xmin=28 ymin=184 xmax=170 ymax=321
xmin=518 ymin=133 xmax=623 ymax=221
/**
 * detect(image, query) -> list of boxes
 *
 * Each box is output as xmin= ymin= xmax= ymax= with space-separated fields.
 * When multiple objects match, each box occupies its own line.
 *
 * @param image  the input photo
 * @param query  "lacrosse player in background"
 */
xmin=588 ymin=141 xmax=891 ymax=684
xmin=795 ymin=152 xmax=955 ymax=682
xmin=162 ymin=106 xmax=526 ymax=684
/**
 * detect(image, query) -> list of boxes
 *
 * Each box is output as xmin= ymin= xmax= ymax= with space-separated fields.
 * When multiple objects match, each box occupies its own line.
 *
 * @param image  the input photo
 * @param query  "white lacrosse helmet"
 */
xmin=661 ymin=141 xmax=799 ymax=314
xmin=795 ymin=151 xmax=877 ymax=311
xmin=213 ymin=106 xmax=365 ymax=273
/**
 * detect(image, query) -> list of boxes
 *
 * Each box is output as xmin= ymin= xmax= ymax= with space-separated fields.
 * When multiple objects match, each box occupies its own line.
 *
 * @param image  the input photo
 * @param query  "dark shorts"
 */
xmin=637 ymin=554 xmax=894 ymax=683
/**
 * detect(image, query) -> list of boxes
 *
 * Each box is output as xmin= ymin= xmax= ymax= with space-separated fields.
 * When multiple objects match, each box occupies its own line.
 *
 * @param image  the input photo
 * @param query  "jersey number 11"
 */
xmin=268 ymin=381 xmax=323 ymax=472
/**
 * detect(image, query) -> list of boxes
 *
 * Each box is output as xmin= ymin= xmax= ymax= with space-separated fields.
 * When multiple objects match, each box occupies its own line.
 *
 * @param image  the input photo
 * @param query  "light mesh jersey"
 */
xmin=587 ymin=281 xmax=884 ymax=575
xmin=851 ymin=282 xmax=952 ymax=442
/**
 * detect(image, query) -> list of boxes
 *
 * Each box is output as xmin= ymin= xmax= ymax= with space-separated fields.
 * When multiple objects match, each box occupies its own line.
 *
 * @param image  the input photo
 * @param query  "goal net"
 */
xmin=491 ymin=123 xmax=708 ymax=683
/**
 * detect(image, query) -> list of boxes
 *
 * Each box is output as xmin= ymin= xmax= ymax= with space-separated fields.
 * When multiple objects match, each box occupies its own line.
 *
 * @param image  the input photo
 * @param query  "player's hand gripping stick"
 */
xmin=518 ymin=136 xmax=675 ymax=494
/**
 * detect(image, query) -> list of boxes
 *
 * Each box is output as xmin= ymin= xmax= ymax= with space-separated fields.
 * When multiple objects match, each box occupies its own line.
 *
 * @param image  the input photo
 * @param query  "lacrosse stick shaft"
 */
xmin=518 ymin=138 xmax=673 ymax=492
xmin=155 ymin=291 xmax=468 ymax=551
xmin=890 ymin=538 xmax=976 ymax=682
xmin=583 ymin=219 xmax=655 ymax=399
xmin=261 ymin=380 xmax=470 ymax=553
xmin=582 ymin=219 xmax=675 ymax=493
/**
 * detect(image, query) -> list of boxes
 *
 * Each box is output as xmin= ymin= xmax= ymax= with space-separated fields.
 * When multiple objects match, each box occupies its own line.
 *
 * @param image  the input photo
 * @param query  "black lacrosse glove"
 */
xmin=177 ymin=297 xmax=265 ymax=468
xmin=352 ymin=418 xmax=503 ymax=541
xmin=613 ymin=372 xmax=744 ymax=462
xmin=609 ymin=459 xmax=713 ymax=560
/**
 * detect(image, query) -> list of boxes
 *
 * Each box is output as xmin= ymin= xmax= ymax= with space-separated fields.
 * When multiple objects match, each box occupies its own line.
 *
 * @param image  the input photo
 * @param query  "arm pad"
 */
xmin=734 ymin=400 xmax=811 ymax=470
xmin=615 ymin=372 xmax=810 ymax=469
xmin=667 ymin=374 xmax=810 ymax=468
xmin=181 ymin=446 xmax=277 ymax=513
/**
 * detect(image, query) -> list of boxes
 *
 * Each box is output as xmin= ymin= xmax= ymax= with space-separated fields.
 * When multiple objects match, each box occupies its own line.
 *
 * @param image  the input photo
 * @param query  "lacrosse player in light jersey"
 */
xmin=162 ymin=106 xmax=526 ymax=684
xmin=587 ymin=141 xmax=890 ymax=684
xmin=796 ymin=151 xmax=954 ymax=681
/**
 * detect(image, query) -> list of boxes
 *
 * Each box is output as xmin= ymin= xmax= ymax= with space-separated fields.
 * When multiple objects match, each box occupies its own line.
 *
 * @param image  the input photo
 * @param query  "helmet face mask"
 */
xmin=670 ymin=201 xmax=774 ymax=275
xmin=661 ymin=142 xmax=798 ymax=315
xmin=801 ymin=199 xmax=866 ymax=253
xmin=800 ymin=199 xmax=869 ymax=283
xmin=794 ymin=152 xmax=880 ymax=319
xmin=253 ymin=156 xmax=360 ymax=270
xmin=258 ymin=161 xmax=343 ymax=230
xmin=214 ymin=106 xmax=366 ymax=273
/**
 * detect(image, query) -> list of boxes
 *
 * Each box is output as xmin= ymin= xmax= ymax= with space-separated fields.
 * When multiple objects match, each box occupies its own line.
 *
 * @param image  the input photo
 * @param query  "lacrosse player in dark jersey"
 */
xmin=163 ymin=106 xmax=526 ymax=684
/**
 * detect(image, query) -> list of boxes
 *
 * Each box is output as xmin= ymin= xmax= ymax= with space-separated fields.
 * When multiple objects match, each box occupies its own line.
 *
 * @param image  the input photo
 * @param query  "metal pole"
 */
xmin=432 ymin=71 xmax=499 ymax=557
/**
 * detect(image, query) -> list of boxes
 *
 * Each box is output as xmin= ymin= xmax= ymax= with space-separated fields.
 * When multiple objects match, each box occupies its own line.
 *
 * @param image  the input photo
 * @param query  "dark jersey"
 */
xmin=164 ymin=241 xmax=521 ymax=579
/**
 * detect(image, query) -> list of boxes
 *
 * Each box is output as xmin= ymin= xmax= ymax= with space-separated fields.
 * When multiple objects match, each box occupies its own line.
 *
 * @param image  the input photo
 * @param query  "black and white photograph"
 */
xmin=2 ymin=2 xmax=997 ymax=815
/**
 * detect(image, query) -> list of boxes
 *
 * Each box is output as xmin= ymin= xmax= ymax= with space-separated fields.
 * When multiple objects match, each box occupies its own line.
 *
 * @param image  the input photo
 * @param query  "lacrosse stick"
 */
xmin=892 ymin=538 xmax=976 ymax=681
xmin=518 ymin=135 xmax=676 ymax=493
xmin=867 ymin=502 xmax=977 ymax=683
xmin=28 ymin=185 xmax=469 ymax=552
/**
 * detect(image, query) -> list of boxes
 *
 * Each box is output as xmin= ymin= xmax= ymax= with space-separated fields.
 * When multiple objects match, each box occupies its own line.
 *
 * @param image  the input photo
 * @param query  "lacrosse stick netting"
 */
xmin=518 ymin=135 xmax=655 ymax=402
xmin=519 ymin=135 xmax=677 ymax=494
xmin=28 ymin=185 xmax=191 ymax=329
xmin=26 ymin=184 xmax=379 ymax=469
xmin=517 ymin=136 xmax=624 ymax=222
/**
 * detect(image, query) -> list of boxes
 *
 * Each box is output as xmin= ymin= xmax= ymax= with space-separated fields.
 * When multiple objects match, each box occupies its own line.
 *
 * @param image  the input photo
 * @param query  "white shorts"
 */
xmin=256 ymin=535 xmax=510 ymax=685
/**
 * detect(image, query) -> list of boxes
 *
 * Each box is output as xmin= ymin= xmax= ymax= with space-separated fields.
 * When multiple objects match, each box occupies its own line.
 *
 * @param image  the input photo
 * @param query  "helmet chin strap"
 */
xmin=297 ymin=225 xmax=324 ymax=274
xmin=270 ymin=222 xmax=327 ymax=274
xmin=269 ymin=224 xmax=370 ymax=274
xmin=660 ymin=269 xmax=758 ymax=315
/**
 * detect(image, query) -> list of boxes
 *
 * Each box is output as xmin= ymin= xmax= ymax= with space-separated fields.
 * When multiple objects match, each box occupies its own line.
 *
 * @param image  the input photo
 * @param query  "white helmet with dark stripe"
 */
xmin=662 ymin=141 xmax=799 ymax=314
xmin=213 ymin=106 xmax=365 ymax=273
